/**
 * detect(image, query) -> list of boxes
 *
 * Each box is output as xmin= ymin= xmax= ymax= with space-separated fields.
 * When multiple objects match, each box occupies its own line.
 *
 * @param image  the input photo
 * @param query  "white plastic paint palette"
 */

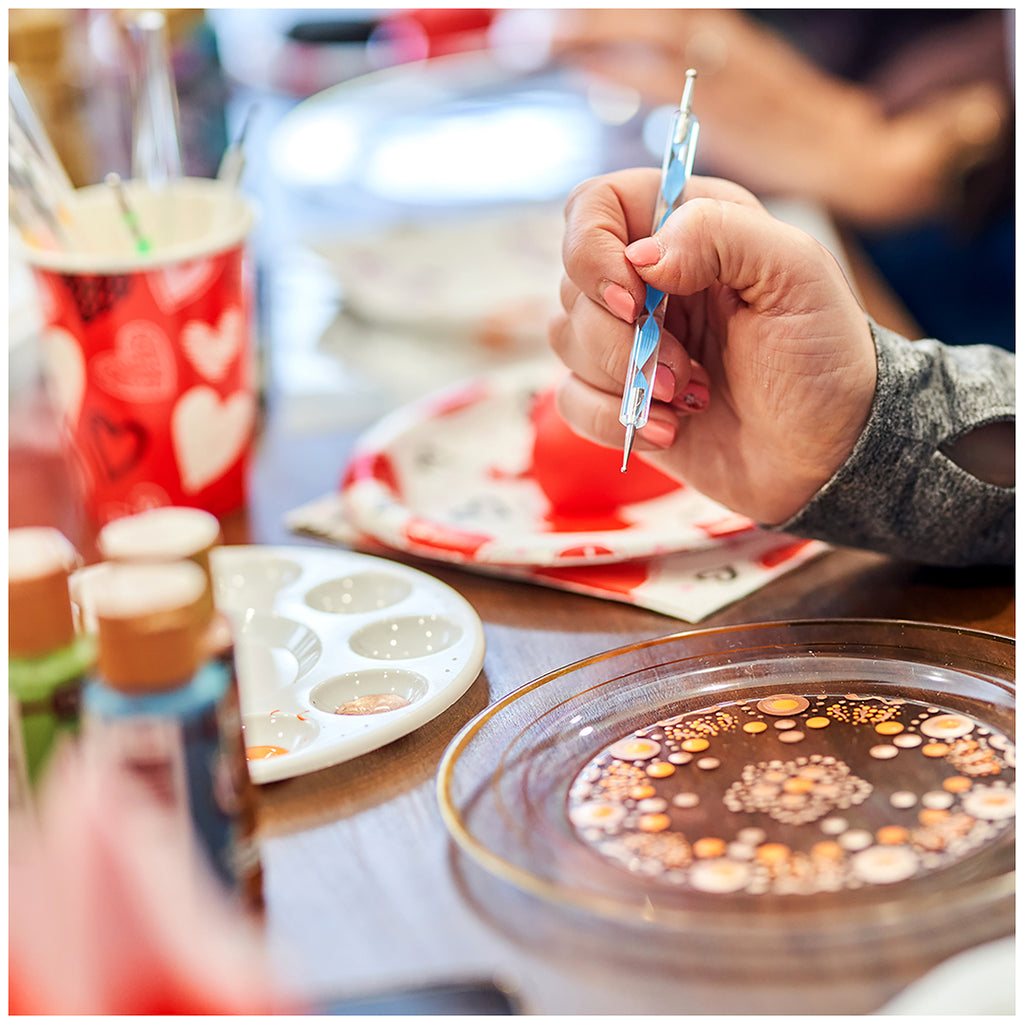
xmin=211 ymin=545 xmax=485 ymax=783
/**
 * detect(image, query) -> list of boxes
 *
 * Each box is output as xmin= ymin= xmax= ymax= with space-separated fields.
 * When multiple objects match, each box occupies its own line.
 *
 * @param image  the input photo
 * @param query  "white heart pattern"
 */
xmin=180 ymin=307 xmax=243 ymax=382
xmin=149 ymin=257 xmax=219 ymax=314
xmin=171 ymin=386 xmax=255 ymax=493
xmin=92 ymin=320 xmax=177 ymax=402
xmin=41 ymin=327 xmax=86 ymax=425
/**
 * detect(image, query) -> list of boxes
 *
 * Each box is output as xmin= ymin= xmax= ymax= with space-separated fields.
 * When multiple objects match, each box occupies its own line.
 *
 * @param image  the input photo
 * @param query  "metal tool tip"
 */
xmin=621 ymin=424 xmax=636 ymax=473
xmin=681 ymin=69 xmax=697 ymax=114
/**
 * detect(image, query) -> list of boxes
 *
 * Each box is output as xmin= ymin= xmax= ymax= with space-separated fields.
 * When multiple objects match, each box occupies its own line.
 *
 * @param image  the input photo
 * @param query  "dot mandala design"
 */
xmin=567 ymin=693 xmax=1014 ymax=896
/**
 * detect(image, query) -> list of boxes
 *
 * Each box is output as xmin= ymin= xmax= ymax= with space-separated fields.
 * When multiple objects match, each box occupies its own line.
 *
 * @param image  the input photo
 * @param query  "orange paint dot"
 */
xmin=810 ymin=841 xmax=843 ymax=861
xmin=637 ymin=813 xmax=671 ymax=833
xmin=681 ymin=737 xmax=710 ymax=753
xmin=918 ymin=808 xmax=949 ymax=825
xmin=246 ymin=745 xmax=289 ymax=760
xmin=693 ymin=837 xmax=727 ymax=858
xmin=646 ymin=761 xmax=676 ymax=778
xmin=876 ymin=825 xmax=909 ymax=845
xmin=629 ymin=784 xmax=657 ymax=800
xmin=756 ymin=843 xmax=790 ymax=866
xmin=805 ymin=717 xmax=830 ymax=729
xmin=922 ymin=742 xmax=950 ymax=757
xmin=770 ymin=699 xmax=800 ymax=712
xmin=943 ymin=776 xmax=973 ymax=793
xmin=874 ymin=721 xmax=904 ymax=735
xmin=782 ymin=777 xmax=815 ymax=794
xmin=743 ymin=722 xmax=768 ymax=734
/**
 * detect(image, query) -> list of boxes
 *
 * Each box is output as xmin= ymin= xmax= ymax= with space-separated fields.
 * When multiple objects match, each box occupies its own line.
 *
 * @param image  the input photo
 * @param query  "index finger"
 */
xmin=562 ymin=171 xmax=766 ymax=320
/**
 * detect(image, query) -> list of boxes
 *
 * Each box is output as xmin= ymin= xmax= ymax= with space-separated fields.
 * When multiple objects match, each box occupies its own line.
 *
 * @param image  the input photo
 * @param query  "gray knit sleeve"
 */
xmin=776 ymin=321 xmax=1014 ymax=566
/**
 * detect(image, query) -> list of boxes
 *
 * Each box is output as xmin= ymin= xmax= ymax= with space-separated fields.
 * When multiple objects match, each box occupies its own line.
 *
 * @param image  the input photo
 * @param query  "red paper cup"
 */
xmin=23 ymin=178 xmax=256 ymax=526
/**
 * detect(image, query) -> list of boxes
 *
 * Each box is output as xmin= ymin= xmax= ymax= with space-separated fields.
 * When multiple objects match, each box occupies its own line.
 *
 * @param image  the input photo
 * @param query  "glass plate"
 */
xmin=438 ymin=619 xmax=1014 ymax=969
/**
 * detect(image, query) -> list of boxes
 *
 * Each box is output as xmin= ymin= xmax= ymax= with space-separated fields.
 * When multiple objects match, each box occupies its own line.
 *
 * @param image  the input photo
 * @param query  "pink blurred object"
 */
xmin=8 ymin=743 xmax=289 ymax=1015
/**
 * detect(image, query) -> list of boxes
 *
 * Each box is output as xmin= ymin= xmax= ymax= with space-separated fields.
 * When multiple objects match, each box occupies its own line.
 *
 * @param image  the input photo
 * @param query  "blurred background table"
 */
xmin=8 ymin=9 xmax=1014 ymax=1015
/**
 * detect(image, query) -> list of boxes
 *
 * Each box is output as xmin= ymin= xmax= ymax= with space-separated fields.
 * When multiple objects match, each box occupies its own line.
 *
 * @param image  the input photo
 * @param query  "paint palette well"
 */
xmin=212 ymin=545 xmax=485 ymax=783
xmin=438 ymin=620 xmax=1014 ymax=970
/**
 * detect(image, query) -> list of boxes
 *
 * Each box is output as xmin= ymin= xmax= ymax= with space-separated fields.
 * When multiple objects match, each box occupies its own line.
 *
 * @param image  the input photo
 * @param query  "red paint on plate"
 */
xmin=342 ymin=450 xmax=400 ymax=495
xmin=404 ymin=517 xmax=493 ymax=558
xmin=758 ymin=538 xmax=816 ymax=568
xmin=528 ymin=389 xmax=680 ymax=515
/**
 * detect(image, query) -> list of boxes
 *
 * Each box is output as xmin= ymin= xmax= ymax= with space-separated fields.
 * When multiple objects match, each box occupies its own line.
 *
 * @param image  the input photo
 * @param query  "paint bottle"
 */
xmin=94 ymin=507 xmax=263 ymax=911
xmin=81 ymin=560 xmax=262 ymax=912
xmin=8 ymin=527 xmax=97 ymax=793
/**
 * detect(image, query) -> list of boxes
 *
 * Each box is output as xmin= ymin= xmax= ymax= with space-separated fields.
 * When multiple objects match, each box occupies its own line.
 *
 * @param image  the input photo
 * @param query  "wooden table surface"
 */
xmin=9 ymin=353 xmax=1014 ymax=1013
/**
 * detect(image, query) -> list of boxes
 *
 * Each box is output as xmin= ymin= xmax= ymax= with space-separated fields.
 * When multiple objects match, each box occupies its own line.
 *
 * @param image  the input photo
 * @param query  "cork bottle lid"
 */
xmin=89 ymin=561 xmax=209 ymax=692
xmin=97 ymin=507 xmax=222 ymax=621
xmin=97 ymin=506 xmax=222 ymax=572
xmin=9 ymin=527 xmax=79 ymax=658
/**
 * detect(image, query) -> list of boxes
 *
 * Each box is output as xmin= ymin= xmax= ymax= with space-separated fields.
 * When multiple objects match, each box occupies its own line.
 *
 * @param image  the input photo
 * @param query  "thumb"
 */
xmin=625 ymin=196 xmax=848 ymax=315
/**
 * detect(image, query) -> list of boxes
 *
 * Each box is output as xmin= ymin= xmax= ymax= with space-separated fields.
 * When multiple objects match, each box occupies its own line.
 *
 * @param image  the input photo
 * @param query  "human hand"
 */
xmin=551 ymin=10 xmax=1007 ymax=227
xmin=549 ymin=171 xmax=878 ymax=525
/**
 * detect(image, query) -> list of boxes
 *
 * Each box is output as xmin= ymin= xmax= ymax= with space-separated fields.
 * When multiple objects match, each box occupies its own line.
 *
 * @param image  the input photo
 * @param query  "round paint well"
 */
xmin=214 ymin=554 xmax=302 ymax=609
xmin=242 ymin=710 xmax=319 ymax=759
xmin=232 ymin=613 xmax=322 ymax=714
xmin=310 ymin=668 xmax=429 ymax=715
xmin=304 ymin=572 xmax=412 ymax=614
xmin=349 ymin=614 xmax=463 ymax=660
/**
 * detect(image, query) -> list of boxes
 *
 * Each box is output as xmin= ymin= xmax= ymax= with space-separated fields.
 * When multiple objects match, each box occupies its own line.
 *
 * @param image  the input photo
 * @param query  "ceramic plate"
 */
xmin=438 ymin=620 xmax=1015 ymax=970
xmin=210 ymin=545 xmax=485 ymax=783
xmin=341 ymin=358 xmax=755 ymax=568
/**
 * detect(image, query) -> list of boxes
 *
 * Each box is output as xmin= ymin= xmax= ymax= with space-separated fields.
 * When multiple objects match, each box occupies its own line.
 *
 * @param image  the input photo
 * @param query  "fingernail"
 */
xmin=679 ymin=382 xmax=710 ymax=412
xmin=603 ymin=282 xmax=635 ymax=322
xmin=641 ymin=417 xmax=676 ymax=447
xmin=653 ymin=363 xmax=675 ymax=402
xmin=624 ymin=236 xmax=662 ymax=267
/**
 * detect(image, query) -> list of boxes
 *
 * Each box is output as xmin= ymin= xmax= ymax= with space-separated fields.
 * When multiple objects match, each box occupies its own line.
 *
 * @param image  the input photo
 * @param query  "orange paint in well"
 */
xmin=246 ymin=745 xmax=289 ymax=760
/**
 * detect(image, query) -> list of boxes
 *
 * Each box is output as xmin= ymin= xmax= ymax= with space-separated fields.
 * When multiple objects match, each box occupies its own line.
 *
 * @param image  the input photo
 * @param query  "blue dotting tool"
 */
xmin=620 ymin=68 xmax=700 ymax=472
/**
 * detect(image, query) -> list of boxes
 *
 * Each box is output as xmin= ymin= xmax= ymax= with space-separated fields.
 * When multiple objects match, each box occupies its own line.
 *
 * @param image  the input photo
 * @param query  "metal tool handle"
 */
xmin=619 ymin=70 xmax=700 ymax=471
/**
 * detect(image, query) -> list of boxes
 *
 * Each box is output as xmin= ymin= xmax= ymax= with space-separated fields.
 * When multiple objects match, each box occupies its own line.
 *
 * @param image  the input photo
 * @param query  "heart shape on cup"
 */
xmin=92 ymin=320 xmax=177 ymax=402
xmin=180 ymin=307 xmax=243 ymax=382
xmin=149 ymin=257 xmax=219 ymax=314
xmin=171 ymin=386 xmax=255 ymax=493
xmin=41 ymin=327 xmax=86 ymax=426
xmin=86 ymin=412 xmax=149 ymax=482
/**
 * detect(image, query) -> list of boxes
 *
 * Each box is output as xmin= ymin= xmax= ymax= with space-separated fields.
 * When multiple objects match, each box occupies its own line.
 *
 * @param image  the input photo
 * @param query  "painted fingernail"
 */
xmin=603 ymin=282 xmax=635 ymax=322
xmin=641 ymin=417 xmax=676 ymax=447
xmin=653 ymin=363 xmax=675 ymax=402
xmin=624 ymin=236 xmax=662 ymax=267
xmin=679 ymin=382 xmax=710 ymax=412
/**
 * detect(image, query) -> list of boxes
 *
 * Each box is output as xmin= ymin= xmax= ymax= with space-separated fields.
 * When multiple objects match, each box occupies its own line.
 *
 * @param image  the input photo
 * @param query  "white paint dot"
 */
xmin=851 ymin=845 xmax=919 ymax=884
xmin=839 ymin=829 xmax=874 ymax=851
xmin=672 ymin=792 xmax=700 ymax=808
xmin=920 ymin=714 xmax=973 ymax=740
xmin=893 ymin=734 xmax=922 ymax=748
xmin=869 ymin=744 xmax=899 ymax=760
xmin=689 ymin=858 xmax=751 ymax=894
xmin=608 ymin=737 xmax=661 ymax=761
xmin=962 ymin=785 xmax=1015 ymax=821
xmin=889 ymin=791 xmax=918 ymax=809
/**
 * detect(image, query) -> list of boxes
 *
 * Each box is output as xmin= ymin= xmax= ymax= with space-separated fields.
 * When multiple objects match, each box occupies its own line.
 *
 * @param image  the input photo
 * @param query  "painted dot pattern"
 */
xmin=567 ymin=692 xmax=1014 ymax=896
